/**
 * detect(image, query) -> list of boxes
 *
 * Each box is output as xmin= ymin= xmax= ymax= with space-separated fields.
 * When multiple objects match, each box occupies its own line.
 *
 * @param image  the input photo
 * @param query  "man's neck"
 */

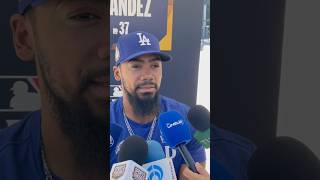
xmin=41 ymin=107 xmax=105 ymax=180
xmin=122 ymin=96 xmax=157 ymax=124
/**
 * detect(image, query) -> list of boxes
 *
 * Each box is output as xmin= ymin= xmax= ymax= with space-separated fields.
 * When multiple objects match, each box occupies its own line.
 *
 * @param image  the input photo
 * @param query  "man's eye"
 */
xmin=70 ymin=13 xmax=100 ymax=21
xmin=132 ymin=65 xmax=141 ymax=69
xmin=151 ymin=64 xmax=160 ymax=68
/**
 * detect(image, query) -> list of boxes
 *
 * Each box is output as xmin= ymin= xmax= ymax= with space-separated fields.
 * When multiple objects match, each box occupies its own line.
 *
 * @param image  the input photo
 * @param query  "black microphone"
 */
xmin=117 ymin=135 xmax=148 ymax=165
xmin=247 ymin=136 xmax=320 ymax=180
xmin=187 ymin=105 xmax=211 ymax=148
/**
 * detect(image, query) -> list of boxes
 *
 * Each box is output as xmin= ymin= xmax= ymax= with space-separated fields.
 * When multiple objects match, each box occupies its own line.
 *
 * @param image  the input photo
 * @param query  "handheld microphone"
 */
xmin=187 ymin=105 xmax=211 ymax=149
xmin=247 ymin=136 xmax=320 ymax=180
xmin=110 ymin=135 xmax=149 ymax=180
xmin=143 ymin=140 xmax=178 ymax=180
xmin=158 ymin=111 xmax=198 ymax=173
xmin=145 ymin=140 xmax=165 ymax=163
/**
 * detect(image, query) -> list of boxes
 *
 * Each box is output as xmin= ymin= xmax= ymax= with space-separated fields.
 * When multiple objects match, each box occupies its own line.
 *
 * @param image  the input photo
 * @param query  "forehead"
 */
xmin=27 ymin=0 xmax=107 ymax=17
xmin=130 ymin=54 xmax=162 ymax=63
xmin=54 ymin=0 xmax=106 ymax=3
xmin=42 ymin=0 xmax=107 ymax=8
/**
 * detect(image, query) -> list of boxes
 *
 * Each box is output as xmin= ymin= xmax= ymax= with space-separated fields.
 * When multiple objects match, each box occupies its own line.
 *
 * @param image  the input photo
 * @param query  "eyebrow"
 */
xmin=56 ymin=0 xmax=107 ymax=12
xmin=131 ymin=57 xmax=162 ymax=63
xmin=130 ymin=57 xmax=161 ymax=63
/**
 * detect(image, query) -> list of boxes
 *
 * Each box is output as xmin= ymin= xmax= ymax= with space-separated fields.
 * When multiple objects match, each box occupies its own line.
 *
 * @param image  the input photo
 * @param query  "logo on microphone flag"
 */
xmin=111 ymin=164 xmax=127 ymax=179
xmin=143 ymin=158 xmax=177 ymax=180
xmin=147 ymin=165 xmax=164 ymax=180
xmin=132 ymin=166 xmax=148 ymax=180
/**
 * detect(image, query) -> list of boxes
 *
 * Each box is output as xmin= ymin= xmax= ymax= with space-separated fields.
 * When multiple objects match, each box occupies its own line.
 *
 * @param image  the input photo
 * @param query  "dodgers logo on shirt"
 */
xmin=115 ymin=140 xmax=125 ymax=155
xmin=147 ymin=165 xmax=164 ymax=180
xmin=110 ymin=135 xmax=114 ymax=147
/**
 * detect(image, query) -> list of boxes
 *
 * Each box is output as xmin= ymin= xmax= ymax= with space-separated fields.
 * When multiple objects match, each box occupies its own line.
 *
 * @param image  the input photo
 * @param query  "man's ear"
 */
xmin=10 ymin=14 xmax=35 ymax=62
xmin=113 ymin=65 xmax=122 ymax=81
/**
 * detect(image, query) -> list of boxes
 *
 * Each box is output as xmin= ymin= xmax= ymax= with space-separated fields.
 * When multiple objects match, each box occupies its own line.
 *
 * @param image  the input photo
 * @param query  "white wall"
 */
xmin=277 ymin=0 xmax=320 ymax=157
xmin=197 ymin=45 xmax=210 ymax=173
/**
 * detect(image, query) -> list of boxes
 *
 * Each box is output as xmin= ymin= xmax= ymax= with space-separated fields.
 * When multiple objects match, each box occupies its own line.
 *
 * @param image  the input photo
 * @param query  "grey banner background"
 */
xmin=110 ymin=0 xmax=204 ymax=107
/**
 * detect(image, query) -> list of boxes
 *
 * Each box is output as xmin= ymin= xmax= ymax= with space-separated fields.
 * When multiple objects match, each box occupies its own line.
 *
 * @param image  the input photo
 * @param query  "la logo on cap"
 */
xmin=137 ymin=33 xmax=151 ymax=46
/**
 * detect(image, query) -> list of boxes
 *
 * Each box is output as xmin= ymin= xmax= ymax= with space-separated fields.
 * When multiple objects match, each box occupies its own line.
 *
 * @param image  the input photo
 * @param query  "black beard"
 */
xmin=123 ymin=85 xmax=160 ymax=117
xmin=37 ymin=50 xmax=106 ymax=176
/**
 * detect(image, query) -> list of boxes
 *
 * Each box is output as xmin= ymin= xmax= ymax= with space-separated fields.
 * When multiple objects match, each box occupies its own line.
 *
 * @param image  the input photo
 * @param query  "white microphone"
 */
xmin=111 ymin=160 xmax=149 ymax=180
xmin=142 ymin=140 xmax=177 ymax=180
xmin=110 ymin=135 xmax=149 ymax=180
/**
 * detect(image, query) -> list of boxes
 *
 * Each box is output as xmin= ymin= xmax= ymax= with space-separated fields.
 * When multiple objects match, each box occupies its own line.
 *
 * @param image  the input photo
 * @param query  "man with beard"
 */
xmin=110 ymin=31 xmax=209 ymax=179
xmin=0 ymin=0 xmax=108 ymax=179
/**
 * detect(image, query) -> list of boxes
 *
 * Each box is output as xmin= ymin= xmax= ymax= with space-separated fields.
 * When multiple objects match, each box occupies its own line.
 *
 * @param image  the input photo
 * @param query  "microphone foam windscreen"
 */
xmin=145 ymin=140 xmax=165 ymax=163
xmin=110 ymin=123 xmax=123 ymax=148
xmin=247 ymin=136 xmax=320 ymax=180
xmin=158 ymin=111 xmax=192 ymax=148
xmin=118 ymin=135 xmax=148 ymax=165
xmin=187 ymin=105 xmax=210 ymax=131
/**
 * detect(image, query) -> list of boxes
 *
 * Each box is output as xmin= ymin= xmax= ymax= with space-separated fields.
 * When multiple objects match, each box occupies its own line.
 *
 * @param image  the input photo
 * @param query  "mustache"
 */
xmin=79 ymin=68 xmax=107 ymax=92
xmin=135 ymin=81 xmax=158 ymax=90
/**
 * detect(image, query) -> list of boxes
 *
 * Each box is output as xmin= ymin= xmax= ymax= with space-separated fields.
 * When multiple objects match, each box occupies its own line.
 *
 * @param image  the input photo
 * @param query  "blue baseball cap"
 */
xmin=114 ymin=31 xmax=172 ymax=66
xmin=18 ymin=0 xmax=46 ymax=14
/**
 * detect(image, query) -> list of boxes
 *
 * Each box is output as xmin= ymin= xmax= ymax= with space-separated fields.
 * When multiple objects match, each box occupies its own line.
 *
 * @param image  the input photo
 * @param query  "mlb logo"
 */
xmin=110 ymin=84 xmax=123 ymax=102
xmin=0 ymin=76 xmax=40 ymax=129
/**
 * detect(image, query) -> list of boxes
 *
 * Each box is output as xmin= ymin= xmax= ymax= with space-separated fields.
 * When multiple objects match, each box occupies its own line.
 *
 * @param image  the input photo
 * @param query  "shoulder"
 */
xmin=0 ymin=111 xmax=41 ymax=177
xmin=109 ymin=98 xmax=123 ymax=124
xmin=0 ymin=112 xmax=34 ymax=151
xmin=213 ymin=125 xmax=256 ymax=179
xmin=213 ymin=126 xmax=256 ymax=155
xmin=159 ymin=95 xmax=190 ymax=115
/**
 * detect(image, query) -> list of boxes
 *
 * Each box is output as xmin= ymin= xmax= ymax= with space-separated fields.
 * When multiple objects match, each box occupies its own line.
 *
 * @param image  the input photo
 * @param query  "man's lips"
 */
xmin=138 ymin=85 xmax=155 ymax=89
xmin=136 ymin=84 xmax=156 ymax=93
xmin=85 ymin=76 xmax=107 ymax=98
xmin=91 ymin=76 xmax=107 ymax=84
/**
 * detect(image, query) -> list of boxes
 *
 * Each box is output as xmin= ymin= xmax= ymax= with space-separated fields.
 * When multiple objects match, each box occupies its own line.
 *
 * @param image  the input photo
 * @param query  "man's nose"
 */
xmin=97 ymin=43 xmax=108 ymax=60
xmin=140 ymin=67 xmax=154 ymax=81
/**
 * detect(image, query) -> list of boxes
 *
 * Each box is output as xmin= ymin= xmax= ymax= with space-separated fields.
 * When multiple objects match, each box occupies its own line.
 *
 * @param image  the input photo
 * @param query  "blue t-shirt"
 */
xmin=212 ymin=126 xmax=256 ymax=180
xmin=0 ymin=111 xmax=60 ymax=180
xmin=110 ymin=96 xmax=256 ymax=180
xmin=109 ymin=96 xmax=207 ymax=177
xmin=0 ymin=98 xmax=256 ymax=180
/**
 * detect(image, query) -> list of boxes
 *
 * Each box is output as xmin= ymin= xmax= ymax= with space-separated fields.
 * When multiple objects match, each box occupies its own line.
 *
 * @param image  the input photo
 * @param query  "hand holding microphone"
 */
xmin=181 ymin=162 xmax=210 ymax=180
